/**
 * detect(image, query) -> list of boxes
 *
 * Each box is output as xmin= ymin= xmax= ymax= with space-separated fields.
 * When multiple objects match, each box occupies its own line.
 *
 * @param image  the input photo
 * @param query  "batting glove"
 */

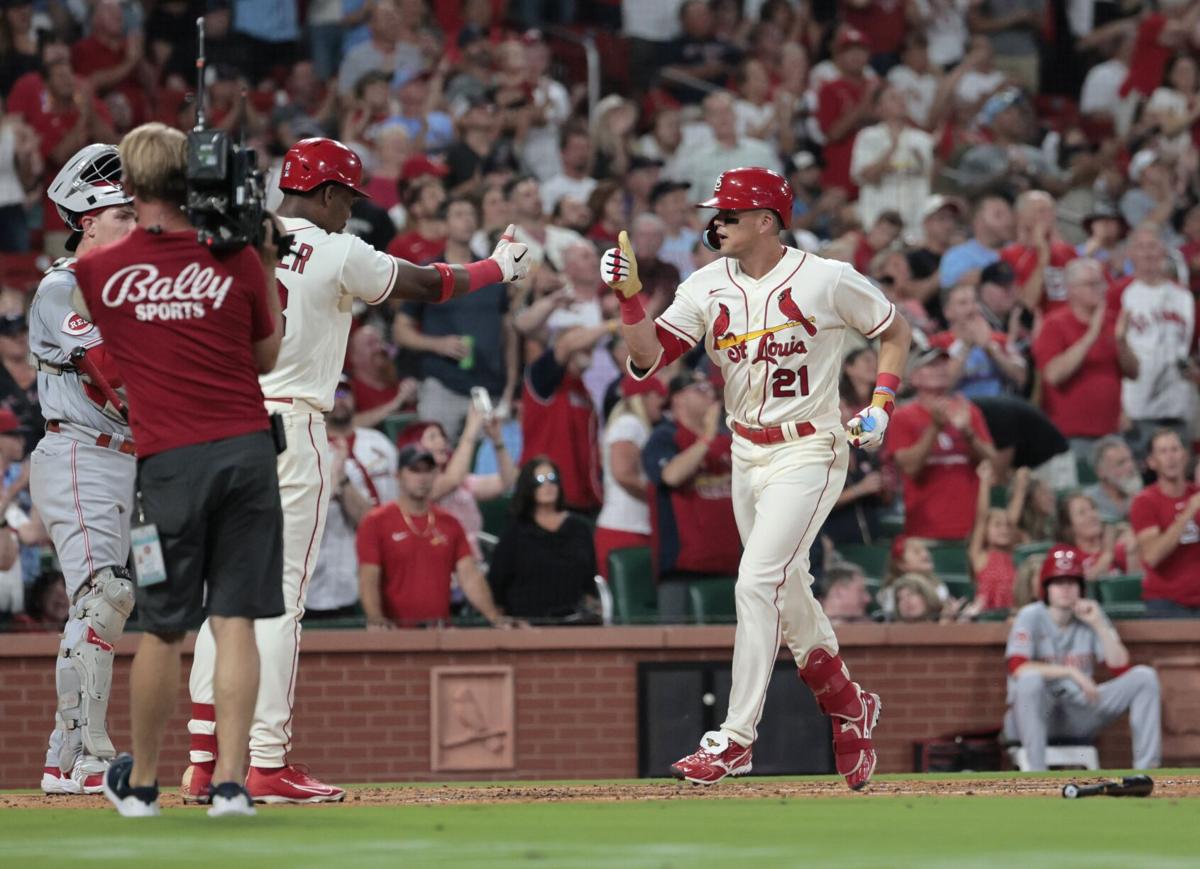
xmin=490 ymin=223 xmax=531 ymax=282
xmin=601 ymin=230 xmax=642 ymax=299
xmin=846 ymin=405 xmax=890 ymax=451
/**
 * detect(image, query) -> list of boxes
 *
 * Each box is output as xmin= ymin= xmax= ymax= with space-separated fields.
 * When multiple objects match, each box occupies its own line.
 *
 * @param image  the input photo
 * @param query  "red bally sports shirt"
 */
xmin=1000 ymin=241 xmax=1077 ymax=313
xmin=74 ymin=226 xmax=274 ymax=457
xmin=1031 ymin=305 xmax=1122 ymax=438
xmin=884 ymin=399 xmax=993 ymax=540
xmin=355 ymin=502 xmax=471 ymax=623
xmin=1129 ymin=483 xmax=1200 ymax=608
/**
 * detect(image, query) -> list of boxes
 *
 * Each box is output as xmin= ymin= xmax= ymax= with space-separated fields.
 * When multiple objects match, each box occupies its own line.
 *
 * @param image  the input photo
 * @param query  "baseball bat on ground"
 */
xmin=1061 ymin=775 xmax=1154 ymax=799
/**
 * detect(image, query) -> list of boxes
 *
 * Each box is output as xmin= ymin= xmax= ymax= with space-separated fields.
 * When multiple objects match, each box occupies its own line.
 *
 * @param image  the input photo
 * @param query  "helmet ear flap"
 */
xmin=702 ymin=216 xmax=721 ymax=251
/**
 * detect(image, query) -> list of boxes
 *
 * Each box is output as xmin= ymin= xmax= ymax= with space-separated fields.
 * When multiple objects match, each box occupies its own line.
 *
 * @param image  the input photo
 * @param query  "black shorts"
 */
xmin=135 ymin=431 xmax=284 ymax=632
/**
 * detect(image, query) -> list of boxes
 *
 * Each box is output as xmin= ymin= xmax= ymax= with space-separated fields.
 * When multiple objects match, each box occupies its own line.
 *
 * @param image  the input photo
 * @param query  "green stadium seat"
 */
xmin=976 ymin=608 xmax=1010 ymax=622
xmin=478 ymin=495 xmax=512 ymax=538
xmin=1014 ymin=541 xmax=1054 ymax=564
xmin=929 ymin=544 xmax=969 ymax=575
xmin=607 ymin=547 xmax=658 ymax=625
xmin=940 ymin=573 xmax=974 ymax=600
xmin=837 ymin=542 xmax=890 ymax=579
xmin=879 ymin=515 xmax=904 ymax=537
xmin=686 ymin=577 xmax=737 ymax=624
xmin=1076 ymin=458 xmax=1099 ymax=486
xmin=989 ymin=485 xmax=1008 ymax=509
xmin=1101 ymin=601 xmax=1147 ymax=619
xmin=1096 ymin=574 xmax=1143 ymax=604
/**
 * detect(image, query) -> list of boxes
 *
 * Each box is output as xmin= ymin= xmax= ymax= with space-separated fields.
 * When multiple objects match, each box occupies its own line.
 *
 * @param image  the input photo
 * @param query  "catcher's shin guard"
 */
xmin=56 ymin=567 xmax=134 ymax=769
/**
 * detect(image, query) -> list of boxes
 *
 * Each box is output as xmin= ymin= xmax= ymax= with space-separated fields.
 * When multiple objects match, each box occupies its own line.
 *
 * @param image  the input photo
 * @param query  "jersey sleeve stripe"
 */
xmin=863 ymin=304 xmax=896 ymax=339
xmin=366 ymin=257 xmax=397 ymax=306
xmin=658 ymin=316 xmax=698 ymax=345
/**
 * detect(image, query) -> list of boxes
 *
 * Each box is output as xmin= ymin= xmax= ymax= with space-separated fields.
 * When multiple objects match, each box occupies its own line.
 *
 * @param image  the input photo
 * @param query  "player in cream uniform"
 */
xmin=605 ymin=167 xmax=910 ymax=790
xmin=183 ymin=138 xmax=529 ymax=804
xmin=27 ymin=144 xmax=137 ymax=795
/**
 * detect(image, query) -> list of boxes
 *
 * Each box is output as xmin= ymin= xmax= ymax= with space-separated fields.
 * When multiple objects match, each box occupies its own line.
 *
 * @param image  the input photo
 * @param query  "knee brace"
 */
xmin=56 ymin=566 xmax=134 ymax=767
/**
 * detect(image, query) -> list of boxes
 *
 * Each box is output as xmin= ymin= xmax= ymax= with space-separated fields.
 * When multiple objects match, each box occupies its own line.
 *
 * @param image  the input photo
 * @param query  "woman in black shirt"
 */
xmin=487 ymin=456 xmax=598 ymax=622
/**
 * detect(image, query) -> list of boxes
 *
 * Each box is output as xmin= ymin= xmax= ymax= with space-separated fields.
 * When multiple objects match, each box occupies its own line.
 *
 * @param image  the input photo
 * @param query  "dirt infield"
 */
xmin=4 ymin=775 xmax=1200 ymax=809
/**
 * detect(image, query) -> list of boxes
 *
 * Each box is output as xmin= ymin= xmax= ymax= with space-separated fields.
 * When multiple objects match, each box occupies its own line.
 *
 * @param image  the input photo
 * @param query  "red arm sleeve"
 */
xmin=1006 ymin=656 xmax=1029 ymax=675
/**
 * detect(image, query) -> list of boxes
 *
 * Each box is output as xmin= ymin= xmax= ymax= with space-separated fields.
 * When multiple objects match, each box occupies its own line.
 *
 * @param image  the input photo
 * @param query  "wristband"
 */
xmin=619 ymin=292 xmax=646 ymax=325
xmin=876 ymin=372 xmax=900 ymax=393
xmin=433 ymin=262 xmax=455 ymax=303
xmin=464 ymin=258 xmax=503 ymax=291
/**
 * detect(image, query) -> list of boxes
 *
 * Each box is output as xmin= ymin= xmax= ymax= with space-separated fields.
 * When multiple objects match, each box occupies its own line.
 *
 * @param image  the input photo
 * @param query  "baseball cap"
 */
xmin=791 ymin=150 xmax=817 ymax=172
xmin=921 ymin=194 xmax=962 ymax=221
xmin=620 ymin=374 xmax=667 ymax=399
xmin=400 ymin=154 xmax=450 ymax=182
xmin=398 ymin=444 xmax=437 ymax=470
xmin=978 ymin=88 xmax=1024 ymax=127
xmin=650 ymin=180 xmax=690 ymax=204
xmin=907 ymin=346 xmax=950 ymax=376
xmin=833 ymin=26 xmax=870 ymax=53
xmin=668 ymin=370 xmax=713 ymax=398
xmin=1128 ymin=149 xmax=1160 ymax=183
xmin=0 ymin=407 xmax=24 ymax=434
xmin=394 ymin=66 xmax=433 ymax=89
xmin=979 ymin=260 xmax=1016 ymax=288
xmin=1082 ymin=202 xmax=1129 ymax=237
xmin=628 ymin=154 xmax=664 ymax=173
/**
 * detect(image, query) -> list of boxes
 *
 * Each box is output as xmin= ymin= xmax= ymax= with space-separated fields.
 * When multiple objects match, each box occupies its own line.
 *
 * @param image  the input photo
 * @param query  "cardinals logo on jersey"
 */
xmin=712 ymin=302 xmax=735 ymax=351
xmin=776 ymin=288 xmax=817 ymax=337
xmin=713 ymin=288 xmax=816 ymax=363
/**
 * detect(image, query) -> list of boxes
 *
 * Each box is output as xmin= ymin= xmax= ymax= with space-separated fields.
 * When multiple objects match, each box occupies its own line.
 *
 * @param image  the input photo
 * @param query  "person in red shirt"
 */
xmin=21 ymin=58 xmax=116 ymax=255
xmin=1178 ymin=204 xmax=1200 ymax=296
xmin=1130 ymin=428 xmax=1200 ymax=617
xmin=1033 ymin=258 xmax=1139 ymax=457
xmin=885 ymin=347 xmax=996 ymax=540
xmin=520 ymin=323 xmax=609 ymax=514
xmin=386 ymin=177 xmax=447 ymax=265
xmin=346 ymin=324 xmax=417 ymax=427
xmin=73 ymin=122 xmax=284 ymax=817
xmin=643 ymin=370 xmax=740 ymax=620
xmin=839 ymin=0 xmax=908 ymax=71
xmin=1000 ymin=190 xmax=1078 ymax=313
xmin=70 ymin=0 xmax=148 ymax=129
xmin=356 ymin=443 xmax=506 ymax=627
xmin=816 ymin=26 xmax=879 ymax=197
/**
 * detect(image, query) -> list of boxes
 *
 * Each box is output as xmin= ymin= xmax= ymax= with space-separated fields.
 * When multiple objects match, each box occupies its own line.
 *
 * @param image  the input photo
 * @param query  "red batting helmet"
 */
xmin=697 ymin=167 xmax=794 ymax=229
xmin=280 ymin=138 xmax=370 ymax=197
xmin=1038 ymin=546 xmax=1086 ymax=603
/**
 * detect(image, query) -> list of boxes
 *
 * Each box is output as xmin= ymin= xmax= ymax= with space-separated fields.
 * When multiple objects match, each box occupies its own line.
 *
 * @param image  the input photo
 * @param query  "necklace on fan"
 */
xmin=399 ymin=506 xmax=435 ymax=537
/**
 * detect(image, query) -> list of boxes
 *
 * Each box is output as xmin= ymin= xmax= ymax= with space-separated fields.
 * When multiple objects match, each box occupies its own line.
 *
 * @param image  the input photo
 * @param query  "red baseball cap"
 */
xmin=834 ymin=26 xmax=870 ymax=53
xmin=0 ymin=407 xmax=23 ymax=435
xmin=620 ymin=375 xmax=667 ymax=399
xmin=401 ymin=155 xmax=451 ymax=182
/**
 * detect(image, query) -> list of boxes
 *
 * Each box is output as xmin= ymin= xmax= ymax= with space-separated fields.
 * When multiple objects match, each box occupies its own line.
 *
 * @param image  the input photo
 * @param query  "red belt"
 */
xmin=732 ymin=420 xmax=816 ymax=445
xmin=48 ymin=420 xmax=136 ymax=456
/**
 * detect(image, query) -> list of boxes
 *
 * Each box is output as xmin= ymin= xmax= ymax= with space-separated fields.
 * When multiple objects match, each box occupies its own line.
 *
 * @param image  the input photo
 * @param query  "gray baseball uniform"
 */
xmin=28 ymin=259 xmax=137 ymax=775
xmin=1004 ymin=602 xmax=1161 ymax=770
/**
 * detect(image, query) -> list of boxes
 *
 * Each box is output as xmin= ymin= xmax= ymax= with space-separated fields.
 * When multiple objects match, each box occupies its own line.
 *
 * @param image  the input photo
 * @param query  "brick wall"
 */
xmin=1 ymin=623 xmax=1197 ymax=788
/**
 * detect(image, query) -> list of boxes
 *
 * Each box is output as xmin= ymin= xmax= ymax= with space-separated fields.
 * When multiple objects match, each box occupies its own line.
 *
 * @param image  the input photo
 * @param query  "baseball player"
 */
xmin=604 ymin=167 xmax=910 ymax=789
xmin=28 ymin=144 xmax=138 ymax=795
xmin=182 ymin=138 xmax=530 ymax=804
xmin=1005 ymin=546 xmax=1161 ymax=771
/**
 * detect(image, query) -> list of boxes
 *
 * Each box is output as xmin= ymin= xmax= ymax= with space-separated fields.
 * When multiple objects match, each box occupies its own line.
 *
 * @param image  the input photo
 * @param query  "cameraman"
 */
xmin=72 ymin=122 xmax=285 ymax=819
xmin=182 ymin=137 xmax=530 ymax=806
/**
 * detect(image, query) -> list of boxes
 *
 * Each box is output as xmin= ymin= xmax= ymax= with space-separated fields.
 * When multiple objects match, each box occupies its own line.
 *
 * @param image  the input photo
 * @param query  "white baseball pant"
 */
xmin=188 ymin=406 xmax=329 ymax=768
xmin=720 ymin=429 xmax=849 ymax=748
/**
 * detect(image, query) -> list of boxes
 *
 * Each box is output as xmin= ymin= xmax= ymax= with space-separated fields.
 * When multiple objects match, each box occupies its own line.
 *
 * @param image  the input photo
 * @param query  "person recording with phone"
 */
xmin=71 ymin=121 xmax=286 ymax=819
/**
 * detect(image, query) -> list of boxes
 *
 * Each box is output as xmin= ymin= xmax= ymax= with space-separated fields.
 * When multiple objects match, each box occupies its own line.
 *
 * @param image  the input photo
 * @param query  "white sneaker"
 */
xmin=208 ymin=782 xmax=257 ymax=818
xmin=102 ymin=754 xmax=161 ymax=818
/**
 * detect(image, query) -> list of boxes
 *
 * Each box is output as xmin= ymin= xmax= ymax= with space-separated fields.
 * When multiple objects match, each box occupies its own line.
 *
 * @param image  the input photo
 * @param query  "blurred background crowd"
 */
xmin=0 ymin=0 xmax=1199 ymax=632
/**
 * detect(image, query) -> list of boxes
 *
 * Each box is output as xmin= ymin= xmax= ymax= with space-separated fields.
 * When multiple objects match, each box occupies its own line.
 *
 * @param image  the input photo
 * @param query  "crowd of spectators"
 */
xmin=0 ymin=0 xmax=1199 ymax=637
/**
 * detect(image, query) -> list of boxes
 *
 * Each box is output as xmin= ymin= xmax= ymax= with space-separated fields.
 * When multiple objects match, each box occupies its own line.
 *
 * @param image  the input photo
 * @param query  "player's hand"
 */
xmin=601 ymin=230 xmax=642 ymax=299
xmin=847 ymin=406 xmax=889 ymax=451
xmin=1070 ymin=668 xmax=1100 ymax=704
xmin=490 ymin=224 xmax=530 ymax=282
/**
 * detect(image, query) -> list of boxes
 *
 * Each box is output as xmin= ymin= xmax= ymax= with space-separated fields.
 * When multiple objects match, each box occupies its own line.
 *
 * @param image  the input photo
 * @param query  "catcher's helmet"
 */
xmin=279 ymin=138 xmax=369 ymax=197
xmin=1038 ymin=546 xmax=1086 ymax=603
xmin=47 ymin=144 xmax=131 ymax=234
xmin=696 ymin=166 xmax=794 ymax=250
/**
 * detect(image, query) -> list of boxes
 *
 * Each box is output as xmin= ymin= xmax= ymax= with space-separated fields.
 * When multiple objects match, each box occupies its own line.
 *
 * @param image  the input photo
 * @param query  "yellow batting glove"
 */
xmin=601 ymin=230 xmax=642 ymax=299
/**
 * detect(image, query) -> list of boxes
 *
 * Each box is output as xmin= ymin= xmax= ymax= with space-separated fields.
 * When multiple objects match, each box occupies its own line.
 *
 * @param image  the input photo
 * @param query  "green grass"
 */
xmin=2 ymin=774 xmax=1195 ymax=869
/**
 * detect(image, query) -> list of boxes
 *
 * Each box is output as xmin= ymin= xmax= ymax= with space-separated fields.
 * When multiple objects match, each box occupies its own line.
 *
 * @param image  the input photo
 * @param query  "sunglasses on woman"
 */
xmin=535 ymin=472 xmax=559 ymax=485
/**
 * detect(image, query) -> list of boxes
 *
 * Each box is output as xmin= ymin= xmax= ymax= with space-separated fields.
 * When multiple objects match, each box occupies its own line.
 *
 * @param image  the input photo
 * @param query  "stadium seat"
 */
xmin=381 ymin=412 xmax=418 ymax=443
xmin=1075 ymin=458 xmax=1098 ymax=486
xmin=1014 ymin=541 xmax=1054 ymax=564
xmin=975 ymin=609 xmax=1010 ymax=622
xmin=686 ymin=577 xmax=737 ymax=624
xmin=478 ymin=495 xmax=512 ymax=538
xmin=940 ymin=573 xmax=974 ymax=600
xmin=929 ymin=544 xmax=969 ymax=575
xmin=1101 ymin=602 xmax=1147 ymax=619
xmin=989 ymin=485 xmax=1008 ymax=508
xmin=838 ymin=542 xmax=890 ymax=579
xmin=879 ymin=513 xmax=904 ymax=537
xmin=607 ymin=547 xmax=658 ymax=625
xmin=1096 ymin=574 xmax=1143 ymax=603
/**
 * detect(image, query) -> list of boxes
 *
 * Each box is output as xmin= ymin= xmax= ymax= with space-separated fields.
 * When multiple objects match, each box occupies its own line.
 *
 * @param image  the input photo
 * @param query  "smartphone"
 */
xmin=470 ymin=386 xmax=493 ymax=419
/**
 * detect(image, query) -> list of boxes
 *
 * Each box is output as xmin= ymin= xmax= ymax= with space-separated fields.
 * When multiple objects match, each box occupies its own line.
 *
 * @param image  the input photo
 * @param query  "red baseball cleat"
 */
xmin=246 ymin=765 xmax=346 ymax=804
xmin=180 ymin=763 xmax=213 ymax=805
xmin=834 ymin=691 xmax=880 ymax=791
xmin=41 ymin=764 xmax=104 ymax=795
xmin=670 ymin=731 xmax=753 ymax=785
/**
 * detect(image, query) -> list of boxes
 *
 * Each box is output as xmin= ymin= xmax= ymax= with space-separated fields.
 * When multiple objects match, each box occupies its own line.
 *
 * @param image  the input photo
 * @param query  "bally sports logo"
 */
xmin=101 ymin=263 xmax=232 ymax=321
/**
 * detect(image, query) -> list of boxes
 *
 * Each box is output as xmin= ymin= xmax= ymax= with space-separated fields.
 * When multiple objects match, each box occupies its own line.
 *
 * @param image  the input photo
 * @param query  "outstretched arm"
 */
xmin=387 ymin=224 xmax=530 ymax=303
